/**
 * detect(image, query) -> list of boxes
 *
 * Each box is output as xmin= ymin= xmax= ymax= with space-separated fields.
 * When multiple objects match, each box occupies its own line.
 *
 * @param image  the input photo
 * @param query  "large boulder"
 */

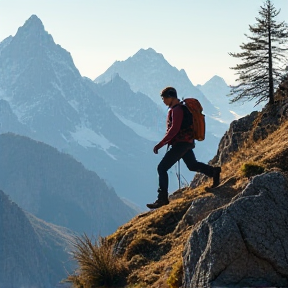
xmin=183 ymin=172 xmax=288 ymax=288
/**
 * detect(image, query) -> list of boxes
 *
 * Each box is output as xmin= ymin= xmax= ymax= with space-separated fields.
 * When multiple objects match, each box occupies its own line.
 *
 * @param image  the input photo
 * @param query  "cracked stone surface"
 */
xmin=182 ymin=172 xmax=288 ymax=288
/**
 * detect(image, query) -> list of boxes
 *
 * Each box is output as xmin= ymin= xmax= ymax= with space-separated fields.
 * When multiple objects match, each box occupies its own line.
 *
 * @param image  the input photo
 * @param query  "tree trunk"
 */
xmin=268 ymin=3 xmax=274 ymax=104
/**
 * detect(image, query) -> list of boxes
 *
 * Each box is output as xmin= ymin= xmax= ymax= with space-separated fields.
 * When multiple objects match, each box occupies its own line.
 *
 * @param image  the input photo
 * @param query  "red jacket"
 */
xmin=157 ymin=103 xmax=194 ymax=148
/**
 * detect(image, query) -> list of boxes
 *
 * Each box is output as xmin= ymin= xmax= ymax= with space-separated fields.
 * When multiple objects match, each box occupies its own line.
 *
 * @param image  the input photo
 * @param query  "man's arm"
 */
xmin=153 ymin=105 xmax=183 ymax=153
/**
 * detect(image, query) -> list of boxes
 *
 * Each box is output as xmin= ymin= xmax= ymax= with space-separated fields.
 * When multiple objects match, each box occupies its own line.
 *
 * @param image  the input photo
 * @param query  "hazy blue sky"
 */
xmin=1 ymin=0 xmax=287 ymax=85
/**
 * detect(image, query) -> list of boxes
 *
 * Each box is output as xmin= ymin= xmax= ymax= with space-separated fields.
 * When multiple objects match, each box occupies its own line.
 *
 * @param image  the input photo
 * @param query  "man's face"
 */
xmin=162 ymin=96 xmax=173 ymax=107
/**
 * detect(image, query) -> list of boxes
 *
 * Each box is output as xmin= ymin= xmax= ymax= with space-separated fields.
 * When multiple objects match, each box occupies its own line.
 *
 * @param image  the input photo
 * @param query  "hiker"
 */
xmin=146 ymin=87 xmax=221 ymax=209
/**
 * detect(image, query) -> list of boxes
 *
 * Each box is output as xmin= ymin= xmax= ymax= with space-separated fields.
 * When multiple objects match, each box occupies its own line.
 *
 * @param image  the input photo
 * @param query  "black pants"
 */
xmin=157 ymin=142 xmax=214 ymax=192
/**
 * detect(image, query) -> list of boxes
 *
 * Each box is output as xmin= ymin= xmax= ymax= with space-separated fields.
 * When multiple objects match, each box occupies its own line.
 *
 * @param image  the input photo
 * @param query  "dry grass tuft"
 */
xmin=67 ymin=234 xmax=128 ymax=288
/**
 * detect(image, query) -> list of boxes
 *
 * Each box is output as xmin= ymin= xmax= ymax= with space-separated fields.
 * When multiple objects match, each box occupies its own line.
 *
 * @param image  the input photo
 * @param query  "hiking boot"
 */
xmin=146 ymin=189 xmax=169 ymax=209
xmin=212 ymin=166 xmax=221 ymax=188
xmin=146 ymin=198 xmax=169 ymax=209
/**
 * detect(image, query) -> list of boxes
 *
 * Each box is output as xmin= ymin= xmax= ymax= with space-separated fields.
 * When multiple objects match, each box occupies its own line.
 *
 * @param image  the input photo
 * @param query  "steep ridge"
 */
xmin=0 ymin=189 xmax=75 ymax=288
xmin=86 ymin=74 xmax=166 ymax=141
xmin=69 ymin=77 xmax=288 ymax=287
xmin=0 ymin=133 xmax=137 ymax=236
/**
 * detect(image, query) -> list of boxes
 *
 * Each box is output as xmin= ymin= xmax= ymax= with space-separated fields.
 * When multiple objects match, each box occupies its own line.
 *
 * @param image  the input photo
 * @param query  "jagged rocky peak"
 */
xmin=205 ymin=75 xmax=227 ymax=86
xmin=135 ymin=47 xmax=159 ymax=56
xmin=4 ymin=14 xmax=64 ymax=62
xmin=22 ymin=14 xmax=44 ymax=30
xmin=129 ymin=47 xmax=166 ymax=63
xmin=15 ymin=14 xmax=50 ymax=41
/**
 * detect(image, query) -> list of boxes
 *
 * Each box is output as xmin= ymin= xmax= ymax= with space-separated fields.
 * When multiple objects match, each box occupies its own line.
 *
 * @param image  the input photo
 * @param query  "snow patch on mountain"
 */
xmin=115 ymin=112 xmax=161 ymax=141
xmin=229 ymin=110 xmax=242 ymax=119
xmin=70 ymin=126 xmax=118 ymax=160
xmin=68 ymin=99 xmax=80 ymax=112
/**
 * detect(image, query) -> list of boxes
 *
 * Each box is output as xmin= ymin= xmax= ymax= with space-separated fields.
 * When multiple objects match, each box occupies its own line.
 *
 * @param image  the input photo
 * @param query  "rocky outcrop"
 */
xmin=211 ymin=111 xmax=259 ymax=166
xmin=212 ymin=78 xmax=288 ymax=167
xmin=182 ymin=172 xmax=288 ymax=288
xmin=191 ymin=86 xmax=288 ymax=188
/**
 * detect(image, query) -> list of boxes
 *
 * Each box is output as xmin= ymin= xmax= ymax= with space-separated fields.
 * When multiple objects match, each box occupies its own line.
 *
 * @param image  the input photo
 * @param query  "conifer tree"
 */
xmin=229 ymin=0 xmax=288 ymax=105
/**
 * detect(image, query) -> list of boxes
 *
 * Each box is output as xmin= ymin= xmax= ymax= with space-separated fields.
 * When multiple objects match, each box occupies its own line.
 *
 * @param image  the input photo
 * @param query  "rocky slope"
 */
xmin=69 ymin=77 xmax=288 ymax=287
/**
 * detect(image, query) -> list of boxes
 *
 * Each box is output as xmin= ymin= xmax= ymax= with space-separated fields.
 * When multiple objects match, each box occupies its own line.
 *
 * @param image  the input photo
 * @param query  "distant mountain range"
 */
xmin=94 ymin=48 xmax=217 ymax=114
xmin=94 ymin=48 xmax=228 ymax=136
xmin=0 ymin=189 xmax=75 ymax=288
xmin=0 ymin=133 xmax=137 ymax=236
xmin=197 ymin=75 xmax=262 ymax=125
xmin=0 ymin=15 xmax=159 ymax=207
xmin=0 ymin=15 xmax=261 ymax=209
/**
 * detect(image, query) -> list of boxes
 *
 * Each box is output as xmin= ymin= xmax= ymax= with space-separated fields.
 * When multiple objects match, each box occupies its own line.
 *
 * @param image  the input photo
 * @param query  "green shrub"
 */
xmin=167 ymin=260 xmax=183 ymax=288
xmin=67 ymin=234 xmax=128 ymax=287
xmin=241 ymin=162 xmax=265 ymax=178
xmin=126 ymin=236 xmax=158 ymax=260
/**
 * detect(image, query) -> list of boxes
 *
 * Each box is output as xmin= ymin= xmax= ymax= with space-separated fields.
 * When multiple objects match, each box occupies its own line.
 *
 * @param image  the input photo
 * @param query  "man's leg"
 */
xmin=182 ymin=149 xmax=221 ymax=187
xmin=147 ymin=143 xmax=192 ymax=209
xmin=158 ymin=143 xmax=194 ymax=192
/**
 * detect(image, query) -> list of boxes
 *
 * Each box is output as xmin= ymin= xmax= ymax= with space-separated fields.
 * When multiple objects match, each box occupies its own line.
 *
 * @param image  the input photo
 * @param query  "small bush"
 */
xmin=241 ymin=162 xmax=265 ymax=178
xmin=167 ymin=260 xmax=183 ymax=288
xmin=67 ymin=234 xmax=128 ymax=287
xmin=126 ymin=236 xmax=158 ymax=260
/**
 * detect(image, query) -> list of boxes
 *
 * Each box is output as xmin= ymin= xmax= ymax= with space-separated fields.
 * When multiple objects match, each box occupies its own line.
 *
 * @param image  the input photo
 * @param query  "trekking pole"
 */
xmin=178 ymin=160 xmax=181 ymax=190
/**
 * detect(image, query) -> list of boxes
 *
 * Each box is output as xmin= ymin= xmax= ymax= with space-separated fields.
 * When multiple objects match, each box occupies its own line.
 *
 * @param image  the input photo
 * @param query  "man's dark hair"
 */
xmin=160 ymin=87 xmax=177 ymax=98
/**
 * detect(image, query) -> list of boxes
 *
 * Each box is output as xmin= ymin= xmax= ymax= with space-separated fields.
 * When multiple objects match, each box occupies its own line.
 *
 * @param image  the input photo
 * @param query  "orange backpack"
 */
xmin=181 ymin=98 xmax=205 ymax=141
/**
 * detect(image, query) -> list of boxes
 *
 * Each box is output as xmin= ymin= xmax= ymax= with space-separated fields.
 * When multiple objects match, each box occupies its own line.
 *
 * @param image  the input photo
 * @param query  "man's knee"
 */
xmin=186 ymin=163 xmax=198 ymax=172
xmin=157 ymin=162 xmax=168 ymax=174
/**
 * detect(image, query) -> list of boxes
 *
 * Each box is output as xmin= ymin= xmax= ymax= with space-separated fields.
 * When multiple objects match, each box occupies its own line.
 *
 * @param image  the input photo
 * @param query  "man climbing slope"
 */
xmin=146 ymin=87 xmax=221 ymax=209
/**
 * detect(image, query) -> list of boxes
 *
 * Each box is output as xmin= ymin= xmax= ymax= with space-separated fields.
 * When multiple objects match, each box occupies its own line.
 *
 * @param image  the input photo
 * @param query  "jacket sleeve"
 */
xmin=157 ymin=105 xmax=183 ymax=148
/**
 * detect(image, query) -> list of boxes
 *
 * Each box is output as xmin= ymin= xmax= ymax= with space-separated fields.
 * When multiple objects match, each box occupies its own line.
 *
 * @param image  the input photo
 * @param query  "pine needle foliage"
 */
xmin=229 ymin=0 xmax=288 ymax=105
xmin=67 ymin=234 xmax=128 ymax=288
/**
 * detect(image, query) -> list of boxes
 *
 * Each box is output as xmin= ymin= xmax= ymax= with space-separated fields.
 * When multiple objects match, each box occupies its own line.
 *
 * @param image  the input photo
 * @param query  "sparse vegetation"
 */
xmin=167 ymin=260 xmax=183 ymax=288
xmin=125 ymin=235 xmax=159 ymax=261
xmin=67 ymin=234 xmax=128 ymax=288
xmin=241 ymin=162 xmax=265 ymax=178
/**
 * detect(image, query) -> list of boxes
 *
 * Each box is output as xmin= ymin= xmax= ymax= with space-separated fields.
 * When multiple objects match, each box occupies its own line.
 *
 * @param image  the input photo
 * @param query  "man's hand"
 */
xmin=153 ymin=143 xmax=162 ymax=154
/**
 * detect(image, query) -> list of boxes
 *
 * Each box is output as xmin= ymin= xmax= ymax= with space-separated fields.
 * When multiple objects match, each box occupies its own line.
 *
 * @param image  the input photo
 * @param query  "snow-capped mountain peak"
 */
xmin=0 ymin=15 xmax=160 ymax=207
xmin=205 ymin=75 xmax=228 ymax=87
xmin=94 ymin=47 xmax=218 ymax=117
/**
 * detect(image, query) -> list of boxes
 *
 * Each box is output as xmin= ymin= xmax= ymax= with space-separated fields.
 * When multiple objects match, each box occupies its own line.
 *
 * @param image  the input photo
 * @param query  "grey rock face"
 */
xmin=211 ymin=94 xmax=288 ymax=168
xmin=212 ymin=111 xmax=259 ymax=166
xmin=183 ymin=172 xmax=288 ymax=288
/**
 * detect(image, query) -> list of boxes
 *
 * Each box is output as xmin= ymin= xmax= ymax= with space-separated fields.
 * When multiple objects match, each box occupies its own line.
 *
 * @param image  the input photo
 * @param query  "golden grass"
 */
xmin=67 ymin=234 xmax=128 ymax=288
